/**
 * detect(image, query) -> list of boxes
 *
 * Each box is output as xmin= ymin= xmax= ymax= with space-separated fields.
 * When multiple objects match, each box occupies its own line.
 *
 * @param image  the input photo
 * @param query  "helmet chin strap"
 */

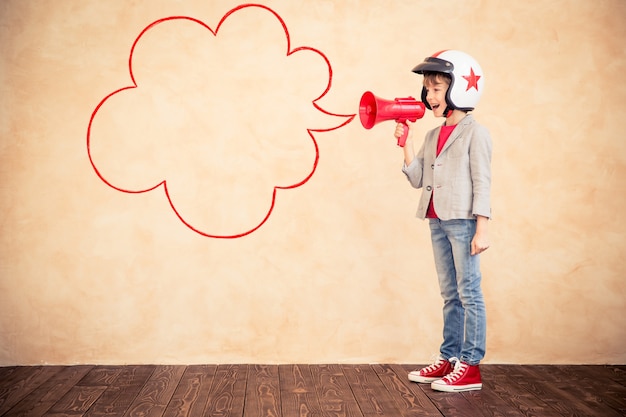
xmin=444 ymin=99 xmax=454 ymax=118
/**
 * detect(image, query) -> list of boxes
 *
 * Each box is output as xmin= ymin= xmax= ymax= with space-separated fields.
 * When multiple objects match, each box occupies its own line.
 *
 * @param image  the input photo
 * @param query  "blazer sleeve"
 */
xmin=469 ymin=124 xmax=493 ymax=218
xmin=402 ymin=140 xmax=426 ymax=189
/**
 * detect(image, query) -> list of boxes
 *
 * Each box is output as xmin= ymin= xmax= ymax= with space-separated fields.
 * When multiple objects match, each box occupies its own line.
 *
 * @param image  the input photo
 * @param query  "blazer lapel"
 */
xmin=438 ymin=114 xmax=473 ymax=156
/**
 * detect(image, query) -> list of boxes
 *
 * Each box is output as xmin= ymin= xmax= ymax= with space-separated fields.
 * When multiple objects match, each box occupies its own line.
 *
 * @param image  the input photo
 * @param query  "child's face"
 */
xmin=423 ymin=76 xmax=450 ymax=118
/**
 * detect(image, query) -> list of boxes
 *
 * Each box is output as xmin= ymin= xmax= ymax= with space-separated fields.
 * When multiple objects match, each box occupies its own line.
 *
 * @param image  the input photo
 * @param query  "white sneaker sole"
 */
xmin=430 ymin=381 xmax=483 ymax=392
xmin=408 ymin=372 xmax=439 ymax=383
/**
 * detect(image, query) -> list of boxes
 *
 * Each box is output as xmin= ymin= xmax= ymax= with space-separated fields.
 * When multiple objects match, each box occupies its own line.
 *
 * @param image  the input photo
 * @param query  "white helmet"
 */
xmin=412 ymin=50 xmax=484 ymax=112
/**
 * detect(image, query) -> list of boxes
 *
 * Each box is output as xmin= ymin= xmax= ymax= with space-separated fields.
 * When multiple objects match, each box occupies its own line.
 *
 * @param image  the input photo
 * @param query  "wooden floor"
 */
xmin=0 ymin=364 xmax=624 ymax=416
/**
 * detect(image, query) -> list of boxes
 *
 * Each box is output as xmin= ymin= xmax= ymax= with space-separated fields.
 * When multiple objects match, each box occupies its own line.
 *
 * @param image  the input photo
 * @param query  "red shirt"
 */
xmin=426 ymin=124 xmax=456 ymax=218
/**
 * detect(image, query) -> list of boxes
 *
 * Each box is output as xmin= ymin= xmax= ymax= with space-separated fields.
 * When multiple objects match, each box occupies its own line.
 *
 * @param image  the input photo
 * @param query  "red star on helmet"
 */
xmin=462 ymin=67 xmax=481 ymax=91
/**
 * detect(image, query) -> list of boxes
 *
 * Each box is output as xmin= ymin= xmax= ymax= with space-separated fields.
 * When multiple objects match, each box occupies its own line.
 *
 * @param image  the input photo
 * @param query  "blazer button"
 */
xmin=431 ymin=164 xmax=435 ymax=169
xmin=426 ymin=186 xmax=432 ymax=191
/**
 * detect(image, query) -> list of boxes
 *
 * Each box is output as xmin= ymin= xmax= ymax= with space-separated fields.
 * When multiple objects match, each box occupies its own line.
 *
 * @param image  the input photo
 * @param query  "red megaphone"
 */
xmin=359 ymin=91 xmax=426 ymax=147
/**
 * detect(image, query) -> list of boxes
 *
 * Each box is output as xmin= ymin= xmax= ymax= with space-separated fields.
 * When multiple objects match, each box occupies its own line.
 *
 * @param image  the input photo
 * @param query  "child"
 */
xmin=397 ymin=50 xmax=492 ymax=392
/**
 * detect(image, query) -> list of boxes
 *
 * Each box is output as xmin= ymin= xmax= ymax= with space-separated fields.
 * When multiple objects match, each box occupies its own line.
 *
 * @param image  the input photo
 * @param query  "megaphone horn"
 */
xmin=359 ymin=91 xmax=425 ymax=147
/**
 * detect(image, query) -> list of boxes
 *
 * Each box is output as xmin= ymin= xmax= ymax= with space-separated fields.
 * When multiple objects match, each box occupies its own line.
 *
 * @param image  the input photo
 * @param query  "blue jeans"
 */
xmin=429 ymin=218 xmax=486 ymax=365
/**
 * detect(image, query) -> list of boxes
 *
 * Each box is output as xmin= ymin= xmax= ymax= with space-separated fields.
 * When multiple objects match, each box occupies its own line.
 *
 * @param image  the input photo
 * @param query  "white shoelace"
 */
xmin=421 ymin=356 xmax=445 ymax=373
xmin=421 ymin=356 xmax=459 ymax=374
xmin=443 ymin=359 xmax=467 ymax=382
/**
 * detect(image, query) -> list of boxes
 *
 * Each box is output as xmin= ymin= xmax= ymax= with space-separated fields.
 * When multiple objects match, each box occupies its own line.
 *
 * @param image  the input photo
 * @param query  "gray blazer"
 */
xmin=402 ymin=114 xmax=492 ymax=220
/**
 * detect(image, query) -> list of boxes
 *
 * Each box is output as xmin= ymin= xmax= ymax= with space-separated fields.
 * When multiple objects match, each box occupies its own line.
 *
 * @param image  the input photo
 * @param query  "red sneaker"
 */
xmin=431 ymin=361 xmax=482 ymax=392
xmin=408 ymin=356 xmax=456 ymax=383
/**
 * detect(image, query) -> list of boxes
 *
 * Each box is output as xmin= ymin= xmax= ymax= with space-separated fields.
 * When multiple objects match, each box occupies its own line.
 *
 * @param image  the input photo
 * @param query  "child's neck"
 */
xmin=445 ymin=110 xmax=468 ymax=126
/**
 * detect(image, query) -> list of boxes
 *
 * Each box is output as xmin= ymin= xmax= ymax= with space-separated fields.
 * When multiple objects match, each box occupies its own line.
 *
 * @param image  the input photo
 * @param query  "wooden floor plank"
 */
xmin=422 ymin=388 xmax=491 ymax=417
xmin=243 ymin=365 xmax=281 ymax=417
xmin=122 ymin=365 xmax=186 ymax=417
xmin=84 ymin=365 xmax=156 ymax=417
xmin=0 ymin=366 xmax=60 ymax=415
xmin=2 ymin=365 xmax=92 ymax=417
xmin=522 ymin=365 xmax=624 ymax=417
xmin=483 ymin=365 xmax=563 ymax=417
xmin=606 ymin=365 xmax=626 ymax=385
xmin=555 ymin=365 xmax=626 ymax=415
xmin=278 ymin=364 xmax=325 ymax=417
xmin=341 ymin=364 xmax=400 ymax=416
xmin=45 ymin=385 xmax=108 ymax=416
xmin=202 ymin=364 xmax=248 ymax=417
xmin=310 ymin=364 xmax=364 ymax=417
xmin=497 ymin=365 xmax=597 ymax=416
xmin=77 ymin=366 xmax=124 ymax=387
xmin=458 ymin=387 xmax=524 ymax=417
xmin=375 ymin=364 xmax=443 ymax=417
xmin=0 ymin=368 xmax=18 ymax=382
xmin=0 ymin=368 xmax=21 ymax=395
xmin=45 ymin=367 xmax=124 ymax=416
xmin=163 ymin=365 xmax=217 ymax=417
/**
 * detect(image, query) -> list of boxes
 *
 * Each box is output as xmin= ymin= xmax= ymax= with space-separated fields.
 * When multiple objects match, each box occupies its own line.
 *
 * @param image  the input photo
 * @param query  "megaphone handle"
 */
xmin=397 ymin=121 xmax=409 ymax=147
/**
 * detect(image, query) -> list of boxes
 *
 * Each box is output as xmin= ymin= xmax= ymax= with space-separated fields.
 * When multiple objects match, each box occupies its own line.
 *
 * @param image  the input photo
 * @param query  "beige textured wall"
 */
xmin=1 ymin=0 xmax=624 ymax=365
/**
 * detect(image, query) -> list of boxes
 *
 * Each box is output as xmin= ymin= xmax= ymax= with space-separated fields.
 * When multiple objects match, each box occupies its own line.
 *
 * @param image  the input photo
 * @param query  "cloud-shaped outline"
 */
xmin=87 ymin=3 xmax=355 ymax=238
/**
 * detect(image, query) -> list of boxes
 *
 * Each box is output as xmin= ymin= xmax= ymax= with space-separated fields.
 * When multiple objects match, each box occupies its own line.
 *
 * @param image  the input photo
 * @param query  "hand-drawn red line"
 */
xmin=86 ymin=3 xmax=355 ymax=239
